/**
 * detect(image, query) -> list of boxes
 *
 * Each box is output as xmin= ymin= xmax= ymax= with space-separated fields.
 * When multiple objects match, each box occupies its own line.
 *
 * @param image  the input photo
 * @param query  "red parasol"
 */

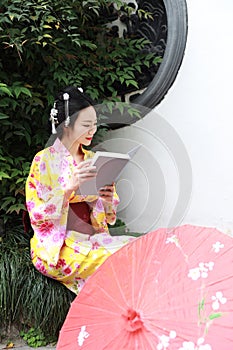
xmin=57 ymin=225 xmax=233 ymax=350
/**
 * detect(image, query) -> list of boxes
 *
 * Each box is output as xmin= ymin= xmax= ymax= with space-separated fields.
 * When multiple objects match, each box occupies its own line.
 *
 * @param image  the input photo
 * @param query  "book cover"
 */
xmin=76 ymin=145 xmax=141 ymax=196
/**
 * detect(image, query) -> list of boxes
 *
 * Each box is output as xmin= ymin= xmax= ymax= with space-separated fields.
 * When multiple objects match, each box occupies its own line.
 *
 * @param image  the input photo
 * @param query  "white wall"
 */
xmin=105 ymin=0 xmax=233 ymax=234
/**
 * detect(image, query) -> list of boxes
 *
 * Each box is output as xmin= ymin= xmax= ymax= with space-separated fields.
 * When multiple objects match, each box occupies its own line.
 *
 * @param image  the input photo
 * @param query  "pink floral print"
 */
xmin=33 ymin=212 xmax=43 ymax=220
xmin=63 ymin=266 xmax=72 ymax=275
xmin=26 ymin=137 xmax=133 ymax=294
xmin=44 ymin=204 xmax=56 ymax=214
xmin=28 ymin=181 xmax=36 ymax=189
xmin=34 ymin=155 xmax=41 ymax=162
xmin=58 ymin=176 xmax=65 ymax=184
xmin=38 ymin=221 xmax=54 ymax=236
xmin=40 ymin=162 xmax=46 ymax=173
xmin=56 ymin=259 xmax=66 ymax=269
xmin=35 ymin=258 xmax=47 ymax=275
xmin=26 ymin=200 xmax=35 ymax=211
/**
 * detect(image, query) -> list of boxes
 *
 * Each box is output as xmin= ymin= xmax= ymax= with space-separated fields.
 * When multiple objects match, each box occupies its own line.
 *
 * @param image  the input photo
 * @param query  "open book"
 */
xmin=76 ymin=144 xmax=141 ymax=195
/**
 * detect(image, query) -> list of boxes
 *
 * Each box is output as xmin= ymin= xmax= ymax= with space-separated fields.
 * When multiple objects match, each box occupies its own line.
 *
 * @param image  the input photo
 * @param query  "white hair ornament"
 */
xmin=63 ymin=93 xmax=70 ymax=127
xmin=49 ymin=102 xmax=58 ymax=134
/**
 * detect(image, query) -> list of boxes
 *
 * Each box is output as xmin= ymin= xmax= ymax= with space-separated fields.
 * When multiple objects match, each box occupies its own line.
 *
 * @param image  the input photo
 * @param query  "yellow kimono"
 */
xmin=25 ymin=138 xmax=134 ymax=294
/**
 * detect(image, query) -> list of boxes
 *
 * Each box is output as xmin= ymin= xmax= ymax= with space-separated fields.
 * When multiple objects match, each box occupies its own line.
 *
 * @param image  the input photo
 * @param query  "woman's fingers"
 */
xmin=67 ymin=160 xmax=97 ymax=192
xmin=99 ymin=185 xmax=114 ymax=192
xmin=77 ymin=166 xmax=96 ymax=175
xmin=76 ymin=159 xmax=93 ymax=169
xmin=99 ymin=194 xmax=113 ymax=203
xmin=77 ymin=171 xmax=97 ymax=178
xmin=98 ymin=185 xmax=114 ymax=202
xmin=73 ymin=167 xmax=96 ymax=180
xmin=75 ymin=160 xmax=96 ymax=178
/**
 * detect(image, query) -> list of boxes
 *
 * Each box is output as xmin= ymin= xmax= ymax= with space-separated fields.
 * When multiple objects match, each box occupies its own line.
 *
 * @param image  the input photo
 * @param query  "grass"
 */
xmin=0 ymin=218 xmax=143 ymax=339
xmin=0 ymin=222 xmax=75 ymax=338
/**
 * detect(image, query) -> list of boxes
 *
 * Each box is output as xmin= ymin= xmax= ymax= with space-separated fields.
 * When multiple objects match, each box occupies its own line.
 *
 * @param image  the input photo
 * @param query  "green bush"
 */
xmin=0 ymin=1 xmax=158 ymax=336
xmin=0 ymin=0 xmax=161 ymax=224
xmin=0 ymin=223 xmax=75 ymax=337
xmin=20 ymin=327 xmax=55 ymax=348
xmin=109 ymin=218 xmax=143 ymax=237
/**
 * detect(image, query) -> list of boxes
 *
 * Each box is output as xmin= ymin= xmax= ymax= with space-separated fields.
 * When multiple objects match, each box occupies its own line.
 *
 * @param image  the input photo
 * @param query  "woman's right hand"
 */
xmin=66 ymin=160 xmax=97 ymax=193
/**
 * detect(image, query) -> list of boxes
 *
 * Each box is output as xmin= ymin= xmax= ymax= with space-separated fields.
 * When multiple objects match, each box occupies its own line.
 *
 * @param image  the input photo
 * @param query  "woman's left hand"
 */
xmin=98 ymin=184 xmax=114 ymax=203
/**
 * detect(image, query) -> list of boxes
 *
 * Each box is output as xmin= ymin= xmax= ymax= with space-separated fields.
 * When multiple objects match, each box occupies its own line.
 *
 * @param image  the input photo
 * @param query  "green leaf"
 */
xmin=117 ymin=103 xmax=124 ymax=115
xmin=14 ymin=86 xmax=32 ymax=98
xmin=0 ymin=172 xmax=11 ymax=180
xmin=24 ymin=131 xmax=31 ymax=146
xmin=128 ymin=107 xmax=141 ymax=118
xmin=144 ymin=61 xmax=151 ymax=68
xmin=0 ymin=197 xmax=16 ymax=210
xmin=0 ymin=113 xmax=10 ymax=120
xmin=43 ymin=33 xmax=53 ymax=38
xmin=134 ymin=65 xmax=142 ymax=73
xmin=13 ymin=131 xmax=25 ymax=136
xmin=119 ymin=76 xmax=125 ymax=84
xmin=6 ymin=203 xmax=25 ymax=214
xmin=16 ymin=177 xmax=26 ymax=184
xmin=153 ymin=56 xmax=163 ymax=65
xmin=209 ymin=313 xmax=222 ymax=320
xmin=20 ymin=87 xmax=32 ymax=97
xmin=106 ymin=101 xmax=115 ymax=114
xmin=46 ymin=15 xmax=57 ymax=23
xmin=0 ymin=86 xmax=13 ymax=96
xmin=125 ymin=80 xmax=138 ymax=88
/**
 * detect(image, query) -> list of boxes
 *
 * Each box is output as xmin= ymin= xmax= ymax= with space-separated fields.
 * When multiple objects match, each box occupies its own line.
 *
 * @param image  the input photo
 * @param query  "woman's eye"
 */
xmin=82 ymin=124 xmax=97 ymax=128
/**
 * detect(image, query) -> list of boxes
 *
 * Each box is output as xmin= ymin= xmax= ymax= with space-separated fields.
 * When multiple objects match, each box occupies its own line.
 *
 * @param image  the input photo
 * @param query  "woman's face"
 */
xmin=67 ymin=106 xmax=97 ymax=147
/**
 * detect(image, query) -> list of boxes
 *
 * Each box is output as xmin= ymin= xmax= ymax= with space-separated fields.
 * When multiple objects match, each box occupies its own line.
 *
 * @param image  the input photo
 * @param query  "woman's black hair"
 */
xmin=46 ymin=86 xmax=96 ymax=146
xmin=55 ymin=86 xmax=94 ymax=128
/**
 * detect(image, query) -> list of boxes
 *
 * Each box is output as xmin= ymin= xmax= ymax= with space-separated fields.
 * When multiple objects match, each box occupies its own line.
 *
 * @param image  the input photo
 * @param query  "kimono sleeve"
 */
xmin=25 ymin=151 xmax=70 ymax=265
xmin=26 ymin=153 xmax=69 ymax=221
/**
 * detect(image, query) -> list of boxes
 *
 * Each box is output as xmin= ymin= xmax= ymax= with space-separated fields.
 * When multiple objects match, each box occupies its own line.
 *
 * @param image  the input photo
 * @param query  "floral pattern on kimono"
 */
xmin=26 ymin=138 xmax=134 ymax=294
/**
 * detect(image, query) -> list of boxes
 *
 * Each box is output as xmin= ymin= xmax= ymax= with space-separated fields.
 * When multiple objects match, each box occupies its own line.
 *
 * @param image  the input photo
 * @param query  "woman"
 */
xmin=25 ymin=86 xmax=134 ymax=294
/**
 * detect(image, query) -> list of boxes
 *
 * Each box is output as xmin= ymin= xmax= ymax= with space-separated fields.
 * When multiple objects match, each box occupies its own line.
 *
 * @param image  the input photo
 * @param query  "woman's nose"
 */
xmin=89 ymin=126 xmax=97 ymax=135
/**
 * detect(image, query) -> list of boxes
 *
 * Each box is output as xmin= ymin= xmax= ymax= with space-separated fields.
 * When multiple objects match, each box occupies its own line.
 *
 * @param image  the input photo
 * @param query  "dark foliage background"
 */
xmin=0 ymin=0 xmax=159 ymax=337
xmin=0 ymin=0 xmax=160 ymax=224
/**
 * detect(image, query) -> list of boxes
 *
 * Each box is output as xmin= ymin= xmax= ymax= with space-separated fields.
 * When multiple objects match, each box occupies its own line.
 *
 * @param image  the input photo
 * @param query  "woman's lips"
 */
xmin=86 ymin=137 xmax=93 ymax=141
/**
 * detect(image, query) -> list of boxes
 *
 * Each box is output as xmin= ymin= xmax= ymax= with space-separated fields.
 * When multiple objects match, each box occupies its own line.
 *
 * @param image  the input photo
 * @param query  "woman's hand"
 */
xmin=66 ymin=160 xmax=97 ymax=193
xmin=98 ymin=184 xmax=114 ymax=203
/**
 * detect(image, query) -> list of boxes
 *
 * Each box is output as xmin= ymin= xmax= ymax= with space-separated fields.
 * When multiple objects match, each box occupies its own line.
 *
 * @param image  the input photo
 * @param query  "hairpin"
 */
xmin=63 ymin=93 xmax=70 ymax=127
xmin=49 ymin=102 xmax=58 ymax=134
xmin=78 ymin=87 xmax=83 ymax=93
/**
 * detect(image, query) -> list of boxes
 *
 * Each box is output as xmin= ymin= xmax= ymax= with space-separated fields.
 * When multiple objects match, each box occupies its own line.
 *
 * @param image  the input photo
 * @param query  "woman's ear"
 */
xmin=62 ymin=124 xmax=70 ymax=134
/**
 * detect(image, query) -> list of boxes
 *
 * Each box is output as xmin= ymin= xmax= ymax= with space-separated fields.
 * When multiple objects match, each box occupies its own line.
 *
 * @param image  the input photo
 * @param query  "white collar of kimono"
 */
xmin=52 ymin=137 xmax=88 ymax=158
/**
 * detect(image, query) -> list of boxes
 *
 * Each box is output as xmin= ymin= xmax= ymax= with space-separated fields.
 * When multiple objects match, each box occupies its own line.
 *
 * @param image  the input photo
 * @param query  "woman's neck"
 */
xmin=60 ymin=137 xmax=83 ymax=162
